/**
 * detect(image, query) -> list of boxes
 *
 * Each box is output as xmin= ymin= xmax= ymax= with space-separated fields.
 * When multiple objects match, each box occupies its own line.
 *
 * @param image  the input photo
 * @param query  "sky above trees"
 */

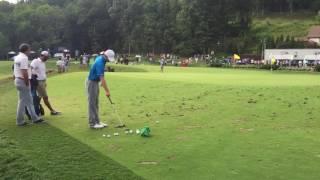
xmin=3 ymin=0 xmax=17 ymax=4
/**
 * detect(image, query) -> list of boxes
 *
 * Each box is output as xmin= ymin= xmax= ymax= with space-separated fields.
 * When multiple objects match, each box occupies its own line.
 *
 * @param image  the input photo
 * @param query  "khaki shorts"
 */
xmin=37 ymin=80 xmax=48 ymax=98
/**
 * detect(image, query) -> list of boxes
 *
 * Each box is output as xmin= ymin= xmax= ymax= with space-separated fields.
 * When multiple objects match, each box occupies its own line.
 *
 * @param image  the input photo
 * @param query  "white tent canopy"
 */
xmin=304 ymin=55 xmax=320 ymax=61
xmin=269 ymin=54 xmax=294 ymax=60
xmin=265 ymin=49 xmax=320 ymax=61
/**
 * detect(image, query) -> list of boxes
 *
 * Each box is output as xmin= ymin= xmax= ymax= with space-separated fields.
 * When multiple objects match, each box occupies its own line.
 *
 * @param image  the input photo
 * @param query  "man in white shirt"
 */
xmin=56 ymin=58 xmax=65 ymax=73
xmin=31 ymin=51 xmax=60 ymax=116
xmin=83 ymin=54 xmax=88 ymax=66
xmin=14 ymin=43 xmax=44 ymax=126
xmin=62 ymin=51 xmax=69 ymax=71
xmin=160 ymin=58 xmax=165 ymax=72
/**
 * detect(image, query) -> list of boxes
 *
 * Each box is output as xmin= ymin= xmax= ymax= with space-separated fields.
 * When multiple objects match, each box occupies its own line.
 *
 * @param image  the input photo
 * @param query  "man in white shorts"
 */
xmin=31 ymin=51 xmax=61 ymax=116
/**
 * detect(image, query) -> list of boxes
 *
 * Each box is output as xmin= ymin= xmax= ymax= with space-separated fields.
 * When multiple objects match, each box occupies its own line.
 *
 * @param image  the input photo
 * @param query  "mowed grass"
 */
xmin=0 ymin=62 xmax=142 ymax=179
xmin=0 ymin=60 xmax=64 ymax=80
xmin=0 ymin=61 xmax=13 ymax=80
xmin=1 ymin=63 xmax=320 ymax=179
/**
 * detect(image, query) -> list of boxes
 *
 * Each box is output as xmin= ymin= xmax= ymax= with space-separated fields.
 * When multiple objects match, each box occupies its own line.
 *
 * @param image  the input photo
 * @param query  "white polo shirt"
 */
xmin=56 ymin=60 xmax=65 ymax=67
xmin=14 ymin=52 xmax=31 ymax=79
xmin=31 ymin=58 xmax=47 ymax=80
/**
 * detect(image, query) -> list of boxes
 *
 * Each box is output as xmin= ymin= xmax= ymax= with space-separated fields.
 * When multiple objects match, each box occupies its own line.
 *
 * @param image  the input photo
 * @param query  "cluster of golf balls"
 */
xmin=102 ymin=134 xmax=111 ymax=138
xmin=103 ymin=129 xmax=141 ymax=139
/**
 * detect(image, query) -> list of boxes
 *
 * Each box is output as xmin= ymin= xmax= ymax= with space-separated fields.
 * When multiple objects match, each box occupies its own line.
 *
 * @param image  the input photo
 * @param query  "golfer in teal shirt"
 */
xmin=86 ymin=50 xmax=115 ymax=129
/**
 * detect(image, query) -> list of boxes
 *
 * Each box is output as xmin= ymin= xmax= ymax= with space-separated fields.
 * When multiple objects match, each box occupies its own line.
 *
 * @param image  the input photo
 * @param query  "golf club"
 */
xmin=107 ymin=96 xmax=126 ymax=128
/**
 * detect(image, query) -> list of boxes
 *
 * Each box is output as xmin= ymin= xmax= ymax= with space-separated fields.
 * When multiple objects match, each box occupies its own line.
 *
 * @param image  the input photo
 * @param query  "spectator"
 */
xmin=13 ymin=43 xmax=44 ymax=126
xmin=62 ymin=51 xmax=70 ymax=71
xmin=31 ymin=51 xmax=61 ymax=116
xmin=160 ymin=58 xmax=165 ymax=72
xmin=56 ymin=57 xmax=65 ymax=73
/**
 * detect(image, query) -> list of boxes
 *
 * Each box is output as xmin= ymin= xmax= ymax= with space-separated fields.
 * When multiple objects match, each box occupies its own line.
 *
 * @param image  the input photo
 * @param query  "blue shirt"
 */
xmin=88 ymin=56 xmax=106 ymax=81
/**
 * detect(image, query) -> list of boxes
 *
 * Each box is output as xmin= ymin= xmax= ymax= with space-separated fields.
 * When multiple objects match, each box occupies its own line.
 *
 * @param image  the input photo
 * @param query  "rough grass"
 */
xmin=1 ymin=62 xmax=320 ymax=179
xmin=252 ymin=13 xmax=319 ymax=38
xmin=0 ymin=129 xmax=41 ymax=179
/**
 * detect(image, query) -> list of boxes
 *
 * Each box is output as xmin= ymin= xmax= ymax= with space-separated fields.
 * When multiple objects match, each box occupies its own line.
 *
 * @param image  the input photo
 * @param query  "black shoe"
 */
xmin=17 ymin=122 xmax=28 ymax=127
xmin=51 ymin=111 xmax=61 ymax=116
xmin=34 ymin=119 xmax=45 ymax=124
xmin=40 ymin=104 xmax=45 ymax=116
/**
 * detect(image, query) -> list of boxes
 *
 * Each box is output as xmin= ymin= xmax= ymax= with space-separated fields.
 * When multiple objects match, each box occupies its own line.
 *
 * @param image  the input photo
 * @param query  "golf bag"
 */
xmin=25 ymin=75 xmax=45 ymax=120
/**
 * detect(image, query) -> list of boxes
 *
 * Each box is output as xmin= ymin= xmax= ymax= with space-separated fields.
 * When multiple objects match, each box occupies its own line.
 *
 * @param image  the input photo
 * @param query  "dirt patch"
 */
xmin=107 ymin=144 xmax=122 ymax=152
xmin=232 ymin=118 xmax=248 ymax=125
xmin=160 ymin=112 xmax=171 ymax=116
xmin=138 ymin=161 xmax=158 ymax=165
xmin=167 ymin=155 xmax=176 ymax=160
xmin=239 ymin=128 xmax=255 ymax=133
xmin=248 ymin=99 xmax=257 ymax=104
xmin=176 ymin=136 xmax=188 ymax=141
xmin=177 ymin=125 xmax=203 ymax=131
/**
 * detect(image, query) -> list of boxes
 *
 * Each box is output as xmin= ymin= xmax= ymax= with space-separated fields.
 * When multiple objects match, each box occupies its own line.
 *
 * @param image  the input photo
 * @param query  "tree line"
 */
xmin=0 ymin=0 xmax=319 ymax=58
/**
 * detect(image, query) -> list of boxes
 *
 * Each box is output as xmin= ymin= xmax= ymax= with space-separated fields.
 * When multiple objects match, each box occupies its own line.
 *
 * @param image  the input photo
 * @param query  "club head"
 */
xmin=115 ymin=124 xmax=126 ymax=128
xmin=107 ymin=96 xmax=115 ymax=105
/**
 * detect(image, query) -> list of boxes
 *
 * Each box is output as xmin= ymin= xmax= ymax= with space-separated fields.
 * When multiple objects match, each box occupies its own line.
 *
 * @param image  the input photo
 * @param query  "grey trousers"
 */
xmin=15 ymin=79 xmax=39 ymax=125
xmin=86 ymin=80 xmax=100 ymax=126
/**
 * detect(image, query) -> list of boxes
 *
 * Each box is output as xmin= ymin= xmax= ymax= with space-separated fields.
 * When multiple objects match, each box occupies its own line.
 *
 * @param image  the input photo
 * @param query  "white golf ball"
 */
xmin=136 ymin=130 xmax=140 ymax=134
xmin=129 ymin=130 xmax=133 ymax=134
xmin=156 ymin=121 xmax=160 ymax=124
xmin=114 ymin=133 xmax=119 ymax=136
xmin=103 ymin=134 xmax=106 ymax=137
xmin=107 ymin=135 xmax=111 ymax=138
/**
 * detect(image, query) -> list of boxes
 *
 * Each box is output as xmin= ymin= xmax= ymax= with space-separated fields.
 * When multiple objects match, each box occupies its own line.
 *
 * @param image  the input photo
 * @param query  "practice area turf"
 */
xmin=1 ymin=63 xmax=320 ymax=179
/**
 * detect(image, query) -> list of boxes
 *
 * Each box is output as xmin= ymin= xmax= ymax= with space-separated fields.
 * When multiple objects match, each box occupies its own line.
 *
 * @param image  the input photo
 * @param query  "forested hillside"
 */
xmin=0 ymin=0 xmax=320 ymax=57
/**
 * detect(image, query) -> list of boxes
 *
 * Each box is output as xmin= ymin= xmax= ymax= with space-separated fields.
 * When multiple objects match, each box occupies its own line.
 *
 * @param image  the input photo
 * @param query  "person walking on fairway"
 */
xmin=62 ymin=50 xmax=69 ymax=72
xmin=14 ymin=43 xmax=44 ymax=126
xmin=86 ymin=49 xmax=115 ymax=129
xmin=31 ymin=51 xmax=61 ymax=116
xmin=160 ymin=58 xmax=165 ymax=72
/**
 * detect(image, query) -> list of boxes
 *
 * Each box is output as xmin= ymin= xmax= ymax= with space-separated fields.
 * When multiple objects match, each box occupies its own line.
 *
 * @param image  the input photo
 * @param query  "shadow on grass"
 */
xmin=108 ymin=64 xmax=148 ymax=72
xmin=0 ymin=123 xmax=143 ymax=180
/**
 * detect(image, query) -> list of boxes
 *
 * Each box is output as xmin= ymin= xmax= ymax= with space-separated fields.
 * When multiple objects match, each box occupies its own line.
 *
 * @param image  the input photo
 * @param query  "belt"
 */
xmin=88 ymin=79 xmax=100 ymax=83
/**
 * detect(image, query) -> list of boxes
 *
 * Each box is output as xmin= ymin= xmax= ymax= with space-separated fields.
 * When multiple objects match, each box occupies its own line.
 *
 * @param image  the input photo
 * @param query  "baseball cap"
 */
xmin=41 ymin=51 xmax=49 ymax=57
xmin=104 ymin=49 xmax=115 ymax=62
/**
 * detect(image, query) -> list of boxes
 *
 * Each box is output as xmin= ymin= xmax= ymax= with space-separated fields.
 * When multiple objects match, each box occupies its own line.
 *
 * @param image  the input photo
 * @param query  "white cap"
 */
xmin=41 ymin=51 xmax=49 ymax=57
xmin=104 ymin=49 xmax=115 ymax=62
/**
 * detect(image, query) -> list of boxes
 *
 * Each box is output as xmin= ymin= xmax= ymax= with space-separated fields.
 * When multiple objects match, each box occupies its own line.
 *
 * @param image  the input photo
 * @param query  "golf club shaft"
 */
xmin=112 ymin=105 xmax=124 ymax=125
xmin=107 ymin=97 xmax=125 ymax=125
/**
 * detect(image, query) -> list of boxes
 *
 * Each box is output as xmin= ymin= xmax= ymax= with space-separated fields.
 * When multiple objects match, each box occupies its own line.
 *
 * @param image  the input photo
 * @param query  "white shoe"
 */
xmin=99 ymin=122 xmax=108 ymax=127
xmin=91 ymin=124 xmax=105 ymax=129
